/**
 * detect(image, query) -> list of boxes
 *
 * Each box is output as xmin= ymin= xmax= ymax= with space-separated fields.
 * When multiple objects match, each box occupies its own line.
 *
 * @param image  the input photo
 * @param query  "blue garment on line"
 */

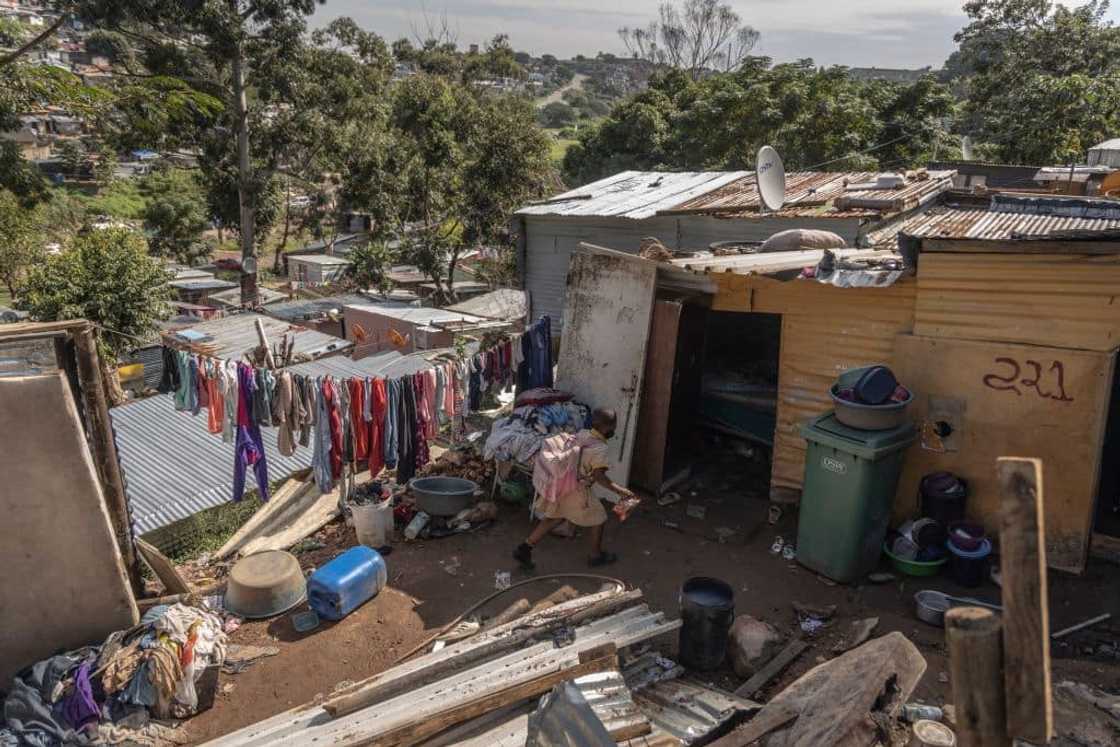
xmin=233 ymin=364 xmax=270 ymax=502
xmin=312 ymin=379 xmax=334 ymax=492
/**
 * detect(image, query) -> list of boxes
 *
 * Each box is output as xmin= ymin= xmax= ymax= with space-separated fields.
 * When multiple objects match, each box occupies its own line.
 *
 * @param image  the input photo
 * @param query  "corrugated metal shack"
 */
xmin=515 ymin=169 xmax=955 ymax=331
xmin=641 ymin=190 xmax=1120 ymax=574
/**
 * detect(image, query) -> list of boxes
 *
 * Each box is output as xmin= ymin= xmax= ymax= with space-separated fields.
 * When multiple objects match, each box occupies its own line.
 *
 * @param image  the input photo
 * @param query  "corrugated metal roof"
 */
xmin=265 ymin=293 xmax=397 ymax=323
xmin=663 ymin=171 xmax=955 ymax=218
xmin=111 ymin=393 xmax=313 ymax=534
xmin=344 ymin=304 xmax=488 ymax=326
xmin=168 ymin=278 xmax=239 ymax=291
xmin=866 ymin=205 xmax=1120 ymax=249
xmin=445 ymin=289 xmax=528 ymax=321
xmin=290 ymin=254 xmax=352 ymax=266
xmin=164 ymin=312 xmax=353 ymax=361
xmin=516 ymin=171 xmax=751 ymax=220
xmin=208 ymin=287 xmax=287 ymax=307
xmin=284 ymin=350 xmax=403 ymax=379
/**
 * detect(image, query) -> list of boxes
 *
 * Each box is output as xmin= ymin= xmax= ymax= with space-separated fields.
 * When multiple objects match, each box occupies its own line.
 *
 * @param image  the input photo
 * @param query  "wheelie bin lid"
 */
xmin=800 ymin=412 xmax=915 ymax=460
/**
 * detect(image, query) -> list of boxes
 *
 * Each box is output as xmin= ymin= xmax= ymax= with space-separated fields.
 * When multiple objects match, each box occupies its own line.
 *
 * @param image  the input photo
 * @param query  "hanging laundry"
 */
xmin=174 ymin=351 xmax=195 ymax=412
xmin=383 ymin=378 xmax=399 ymax=469
xmin=312 ymin=378 xmax=333 ymax=492
xmin=348 ymin=378 xmax=368 ymax=462
xmin=323 ymin=377 xmax=343 ymax=480
xmin=204 ymin=360 xmax=224 ymax=435
xmin=273 ymin=371 xmax=302 ymax=457
xmin=369 ymin=377 xmax=387 ymax=477
xmin=222 ymin=360 xmax=239 ymax=444
xmin=396 ymin=377 xmax=416 ymax=483
xmin=158 ymin=346 xmax=180 ymax=394
xmin=297 ymin=374 xmax=314 ymax=447
xmin=232 ymin=363 xmax=270 ymax=502
xmin=412 ymin=373 xmax=430 ymax=471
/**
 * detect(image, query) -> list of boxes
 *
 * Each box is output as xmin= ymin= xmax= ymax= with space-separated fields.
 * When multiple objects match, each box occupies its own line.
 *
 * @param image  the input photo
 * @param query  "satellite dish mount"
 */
xmin=756 ymin=145 xmax=786 ymax=213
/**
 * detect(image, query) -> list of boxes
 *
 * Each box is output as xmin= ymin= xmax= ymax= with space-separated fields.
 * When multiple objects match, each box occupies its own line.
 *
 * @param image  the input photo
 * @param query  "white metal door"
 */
xmin=556 ymin=244 xmax=657 ymax=493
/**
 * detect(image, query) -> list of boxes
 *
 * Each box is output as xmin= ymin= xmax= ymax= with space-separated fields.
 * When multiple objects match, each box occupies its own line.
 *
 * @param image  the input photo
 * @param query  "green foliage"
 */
xmin=57 ymin=140 xmax=87 ymax=177
xmin=539 ymin=101 xmax=577 ymax=128
xmin=346 ymin=241 xmax=395 ymax=292
xmin=562 ymin=60 xmax=956 ymax=185
xmin=0 ymin=189 xmax=44 ymax=296
xmin=19 ymin=228 xmax=171 ymax=359
xmin=0 ymin=17 xmax=28 ymax=47
xmin=141 ymin=168 xmax=210 ymax=264
xmin=84 ymin=179 xmax=146 ymax=219
xmin=342 ymin=74 xmax=553 ymax=299
xmin=950 ymin=0 xmax=1120 ymax=163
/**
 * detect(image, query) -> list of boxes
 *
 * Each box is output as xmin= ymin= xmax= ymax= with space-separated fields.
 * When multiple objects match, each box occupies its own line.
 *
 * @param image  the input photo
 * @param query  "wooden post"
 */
xmin=945 ymin=607 xmax=1010 ymax=747
xmin=73 ymin=324 xmax=143 ymax=594
xmin=997 ymin=457 xmax=1054 ymax=743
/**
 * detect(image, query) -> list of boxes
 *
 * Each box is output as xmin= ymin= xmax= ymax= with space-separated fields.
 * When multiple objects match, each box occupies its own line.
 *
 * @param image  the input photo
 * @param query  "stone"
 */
xmin=729 ymin=614 xmax=785 ymax=678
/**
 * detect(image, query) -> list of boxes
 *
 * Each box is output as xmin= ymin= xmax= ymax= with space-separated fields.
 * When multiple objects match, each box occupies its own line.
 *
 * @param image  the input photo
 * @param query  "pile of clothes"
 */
xmin=483 ymin=388 xmax=591 ymax=465
xmin=1 ymin=604 xmax=226 ymax=746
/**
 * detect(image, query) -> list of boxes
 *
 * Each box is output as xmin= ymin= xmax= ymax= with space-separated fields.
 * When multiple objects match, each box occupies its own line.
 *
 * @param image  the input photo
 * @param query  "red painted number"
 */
xmin=983 ymin=357 xmax=1074 ymax=402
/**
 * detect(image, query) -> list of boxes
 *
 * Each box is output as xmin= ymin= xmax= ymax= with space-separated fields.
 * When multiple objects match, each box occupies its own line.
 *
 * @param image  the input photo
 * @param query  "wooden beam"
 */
xmin=997 ymin=457 xmax=1053 ymax=744
xmin=364 ymin=649 xmax=619 ymax=746
xmin=945 ymin=607 xmax=1010 ymax=747
xmin=734 ymin=639 xmax=807 ymax=698
xmin=136 ymin=538 xmax=191 ymax=595
xmin=707 ymin=703 xmax=799 ymax=747
xmin=72 ymin=324 xmax=143 ymax=594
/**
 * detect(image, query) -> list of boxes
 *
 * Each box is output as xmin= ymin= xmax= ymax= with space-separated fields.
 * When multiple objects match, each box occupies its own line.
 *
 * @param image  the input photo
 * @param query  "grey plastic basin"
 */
xmin=409 ymin=476 xmax=478 ymax=516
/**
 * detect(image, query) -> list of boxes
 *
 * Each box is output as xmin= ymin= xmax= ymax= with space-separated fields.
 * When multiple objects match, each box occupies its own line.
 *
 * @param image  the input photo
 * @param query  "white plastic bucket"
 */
xmin=352 ymin=500 xmax=393 ymax=548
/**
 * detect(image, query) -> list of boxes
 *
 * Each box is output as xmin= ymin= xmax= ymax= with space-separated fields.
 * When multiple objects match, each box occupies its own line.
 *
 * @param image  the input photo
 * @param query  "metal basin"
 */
xmin=410 ymin=476 xmax=478 ymax=516
xmin=224 ymin=550 xmax=307 ymax=619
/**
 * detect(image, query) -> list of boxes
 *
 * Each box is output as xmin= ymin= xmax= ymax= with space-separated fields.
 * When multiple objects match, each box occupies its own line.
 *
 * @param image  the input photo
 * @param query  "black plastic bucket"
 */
xmin=678 ymin=577 xmax=734 ymax=671
xmin=919 ymin=472 xmax=968 ymax=525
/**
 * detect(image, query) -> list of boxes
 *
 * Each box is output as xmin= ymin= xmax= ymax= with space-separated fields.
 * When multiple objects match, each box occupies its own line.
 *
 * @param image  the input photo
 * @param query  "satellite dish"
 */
xmin=241 ymin=256 xmax=258 ymax=274
xmin=756 ymin=145 xmax=786 ymax=212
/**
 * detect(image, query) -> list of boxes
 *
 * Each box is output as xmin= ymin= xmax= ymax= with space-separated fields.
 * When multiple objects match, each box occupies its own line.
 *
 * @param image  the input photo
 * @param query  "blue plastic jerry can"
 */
xmin=307 ymin=546 xmax=388 ymax=621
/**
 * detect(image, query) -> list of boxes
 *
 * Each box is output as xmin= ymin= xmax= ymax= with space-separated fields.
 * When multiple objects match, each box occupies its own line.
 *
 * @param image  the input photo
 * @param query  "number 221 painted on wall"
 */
xmin=982 ymin=357 xmax=1074 ymax=402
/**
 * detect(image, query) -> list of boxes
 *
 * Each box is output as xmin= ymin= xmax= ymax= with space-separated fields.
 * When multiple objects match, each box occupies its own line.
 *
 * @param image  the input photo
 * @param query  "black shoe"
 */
xmin=588 ymin=551 xmax=618 ymax=567
xmin=514 ymin=543 xmax=535 ymax=570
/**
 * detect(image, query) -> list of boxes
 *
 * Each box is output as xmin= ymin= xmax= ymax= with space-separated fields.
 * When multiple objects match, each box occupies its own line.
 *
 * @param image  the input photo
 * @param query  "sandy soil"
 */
xmin=182 ymin=448 xmax=1120 ymax=744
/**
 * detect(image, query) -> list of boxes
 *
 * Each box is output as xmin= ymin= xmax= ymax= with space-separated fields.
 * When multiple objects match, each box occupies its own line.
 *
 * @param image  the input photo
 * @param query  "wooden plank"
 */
xmin=997 ymin=458 xmax=1053 ymax=743
xmin=734 ymin=639 xmax=807 ymax=698
xmin=1090 ymin=532 xmax=1120 ymax=565
xmin=893 ymin=334 xmax=1115 ymax=573
xmin=238 ymin=488 xmax=339 ymax=556
xmin=72 ymin=324 xmax=143 ymax=593
xmin=707 ymin=703 xmax=799 ymax=747
xmin=214 ymin=478 xmax=313 ymax=559
xmin=369 ymin=651 xmax=619 ymax=746
xmin=631 ymin=301 xmax=682 ymax=492
xmin=945 ymin=607 xmax=1010 ymax=747
xmin=135 ymin=538 xmax=191 ymax=595
xmin=321 ymin=592 xmax=644 ymax=718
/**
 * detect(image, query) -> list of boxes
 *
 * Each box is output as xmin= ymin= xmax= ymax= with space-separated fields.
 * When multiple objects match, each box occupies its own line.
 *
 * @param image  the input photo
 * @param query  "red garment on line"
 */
xmin=205 ymin=367 xmax=223 ymax=434
xmin=348 ymin=378 xmax=368 ymax=462
xmin=322 ymin=377 xmax=343 ymax=479
xmin=368 ymin=377 xmax=387 ymax=477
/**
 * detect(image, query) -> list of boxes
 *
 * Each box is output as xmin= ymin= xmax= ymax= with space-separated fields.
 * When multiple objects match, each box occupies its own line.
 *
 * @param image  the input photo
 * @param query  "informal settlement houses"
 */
xmin=523 ymin=166 xmax=1120 ymax=575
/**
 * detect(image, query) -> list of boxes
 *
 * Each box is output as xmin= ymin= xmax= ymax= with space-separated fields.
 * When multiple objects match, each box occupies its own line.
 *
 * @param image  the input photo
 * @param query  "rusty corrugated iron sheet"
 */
xmin=866 ymin=205 xmax=1120 ymax=248
xmin=672 ymin=247 xmax=894 ymax=276
xmin=913 ymin=252 xmax=1120 ymax=351
xmin=661 ymin=171 xmax=955 ymax=218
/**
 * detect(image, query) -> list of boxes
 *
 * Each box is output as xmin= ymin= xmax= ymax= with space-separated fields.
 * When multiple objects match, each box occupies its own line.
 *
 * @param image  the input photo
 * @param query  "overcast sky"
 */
xmin=311 ymin=1 xmax=1119 ymax=68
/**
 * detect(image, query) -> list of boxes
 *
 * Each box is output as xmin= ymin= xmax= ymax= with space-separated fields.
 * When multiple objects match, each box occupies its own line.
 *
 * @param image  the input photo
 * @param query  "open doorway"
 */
xmin=631 ymin=306 xmax=782 ymax=501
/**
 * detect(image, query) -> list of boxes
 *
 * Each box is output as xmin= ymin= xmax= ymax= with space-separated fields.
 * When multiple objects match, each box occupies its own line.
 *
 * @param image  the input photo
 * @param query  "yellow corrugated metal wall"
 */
xmin=914 ymin=252 xmax=1120 ymax=351
xmin=713 ymin=274 xmax=918 ymax=499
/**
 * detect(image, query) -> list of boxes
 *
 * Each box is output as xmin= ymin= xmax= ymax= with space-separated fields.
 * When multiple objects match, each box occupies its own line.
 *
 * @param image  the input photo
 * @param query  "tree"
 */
xmin=19 ymin=228 xmax=170 ymax=360
xmin=342 ymin=74 xmax=553 ymax=301
xmin=562 ymin=60 xmax=955 ymax=185
xmin=57 ymin=139 xmax=87 ymax=178
xmin=0 ymin=188 xmax=43 ymax=296
xmin=346 ymin=241 xmax=394 ymax=292
xmin=91 ymin=142 xmax=118 ymax=187
xmin=618 ymin=0 xmax=760 ymax=79
xmin=141 ymin=168 xmax=210 ymax=264
xmin=950 ymin=0 xmax=1120 ymax=163
xmin=72 ymin=0 xmax=329 ymax=305
xmin=539 ymin=101 xmax=577 ymax=128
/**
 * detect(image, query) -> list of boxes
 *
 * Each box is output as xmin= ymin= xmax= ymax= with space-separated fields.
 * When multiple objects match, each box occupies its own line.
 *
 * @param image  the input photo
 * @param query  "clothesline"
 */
xmin=154 ymin=315 xmax=554 ymax=506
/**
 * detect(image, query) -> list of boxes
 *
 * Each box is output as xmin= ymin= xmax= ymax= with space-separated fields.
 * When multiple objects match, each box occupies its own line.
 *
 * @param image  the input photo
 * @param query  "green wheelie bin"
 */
xmin=795 ymin=413 xmax=915 ymax=583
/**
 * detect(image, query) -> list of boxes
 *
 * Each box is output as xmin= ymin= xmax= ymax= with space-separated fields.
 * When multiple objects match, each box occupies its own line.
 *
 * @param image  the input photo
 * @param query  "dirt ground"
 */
xmin=182 ymin=446 xmax=1120 ymax=744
